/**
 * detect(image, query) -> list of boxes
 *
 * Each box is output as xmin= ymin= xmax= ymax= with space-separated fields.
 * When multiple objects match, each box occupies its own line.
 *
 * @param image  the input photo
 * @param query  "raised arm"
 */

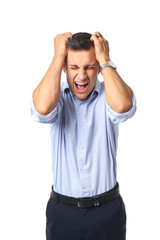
xmin=90 ymin=32 xmax=133 ymax=113
xmin=33 ymin=32 xmax=72 ymax=115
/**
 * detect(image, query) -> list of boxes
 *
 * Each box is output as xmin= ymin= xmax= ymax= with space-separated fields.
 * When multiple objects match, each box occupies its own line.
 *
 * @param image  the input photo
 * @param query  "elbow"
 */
xmin=33 ymin=91 xmax=56 ymax=115
xmin=117 ymin=93 xmax=133 ymax=113
xmin=36 ymin=106 xmax=51 ymax=115
xmin=33 ymin=100 xmax=58 ymax=115
xmin=117 ymin=101 xmax=132 ymax=113
xmin=33 ymin=95 xmax=51 ymax=115
xmin=34 ymin=102 xmax=50 ymax=115
xmin=117 ymin=90 xmax=133 ymax=113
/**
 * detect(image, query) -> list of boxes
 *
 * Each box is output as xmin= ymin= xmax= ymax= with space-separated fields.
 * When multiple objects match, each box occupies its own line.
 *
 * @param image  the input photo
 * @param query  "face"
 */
xmin=63 ymin=47 xmax=100 ymax=100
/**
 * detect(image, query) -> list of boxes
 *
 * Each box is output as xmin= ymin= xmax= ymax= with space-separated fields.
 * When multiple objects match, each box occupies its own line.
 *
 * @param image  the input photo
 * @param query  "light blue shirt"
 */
xmin=31 ymin=79 xmax=136 ymax=198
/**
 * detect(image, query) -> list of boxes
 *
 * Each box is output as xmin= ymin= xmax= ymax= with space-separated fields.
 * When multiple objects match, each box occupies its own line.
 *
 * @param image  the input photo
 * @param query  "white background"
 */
xmin=0 ymin=0 xmax=160 ymax=239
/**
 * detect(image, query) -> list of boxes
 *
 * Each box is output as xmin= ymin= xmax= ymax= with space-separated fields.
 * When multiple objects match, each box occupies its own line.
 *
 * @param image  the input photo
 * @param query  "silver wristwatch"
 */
xmin=100 ymin=61 xmax=117 ymax=72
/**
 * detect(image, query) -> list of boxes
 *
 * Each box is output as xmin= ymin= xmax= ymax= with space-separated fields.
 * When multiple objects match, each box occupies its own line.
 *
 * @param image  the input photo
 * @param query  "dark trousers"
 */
xmin=46 ymin=194 xmax=126 ymax=240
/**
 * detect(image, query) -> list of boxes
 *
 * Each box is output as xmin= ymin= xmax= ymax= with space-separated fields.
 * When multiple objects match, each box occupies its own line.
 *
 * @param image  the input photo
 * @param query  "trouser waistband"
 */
xmin=50 ymin=183 xmax=120 ymax=208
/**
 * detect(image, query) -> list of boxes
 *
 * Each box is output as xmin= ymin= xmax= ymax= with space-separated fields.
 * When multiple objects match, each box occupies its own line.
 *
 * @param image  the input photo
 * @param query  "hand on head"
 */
xmin=90 ymin=32 xmax=110 ymax=66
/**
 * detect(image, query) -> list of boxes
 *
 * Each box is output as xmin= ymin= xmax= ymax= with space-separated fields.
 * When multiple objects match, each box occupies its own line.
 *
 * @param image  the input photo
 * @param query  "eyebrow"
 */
xmin=69 ymin=64 xmax=96 ymax=68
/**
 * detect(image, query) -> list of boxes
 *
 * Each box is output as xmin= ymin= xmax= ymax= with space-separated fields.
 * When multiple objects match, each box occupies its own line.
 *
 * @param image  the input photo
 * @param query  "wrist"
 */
xmin=53 ymin=55 xmax=65 ymax=67
xmin=100 ymin=61 xmax=117 ymax=73
xmin=51 ymin=56 xmax=64 ymax=72
xmin=99 ymin=57 xmax=111 ymax=67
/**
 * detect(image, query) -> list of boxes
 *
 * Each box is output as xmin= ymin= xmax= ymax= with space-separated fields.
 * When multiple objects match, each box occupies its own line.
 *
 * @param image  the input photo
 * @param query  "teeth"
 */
xmin=75 ymin=82 xmax=88 ymax=85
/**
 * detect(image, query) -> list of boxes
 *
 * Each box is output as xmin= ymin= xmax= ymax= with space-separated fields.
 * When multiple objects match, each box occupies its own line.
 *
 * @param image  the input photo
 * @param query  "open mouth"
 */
xmin=75 ymin=81 xmax=89 ymax=93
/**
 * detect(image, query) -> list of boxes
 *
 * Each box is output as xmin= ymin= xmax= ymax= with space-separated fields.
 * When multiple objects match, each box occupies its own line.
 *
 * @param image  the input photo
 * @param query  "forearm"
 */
xmin=90 ymin=32 xmax=133 ymax=113
xmin=33 ymin=32 xmax=72 ymax=115
xmin=102 ymin=66 xmax=133 ymax=113
xmin=33 ymin=56 xmax=63 ymax=115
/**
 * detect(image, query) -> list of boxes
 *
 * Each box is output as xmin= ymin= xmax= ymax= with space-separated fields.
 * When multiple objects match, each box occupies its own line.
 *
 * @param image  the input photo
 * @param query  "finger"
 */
xmin=93 ymin=32 xmax=103 ymax=38
xmin=67 ymin=32 xmax=72 ymax=38
xmin=65 ymin=32 xmax=72 ymax=36
xmin=90 ymin=33 xmax=99 ymax=40
xmin=64 ymin=33 xmax=72 ymax=43
xmin=90 ymin=33 xmax=101 ymax=43
xmin=64 ymin=32 xmax=72 ymax=39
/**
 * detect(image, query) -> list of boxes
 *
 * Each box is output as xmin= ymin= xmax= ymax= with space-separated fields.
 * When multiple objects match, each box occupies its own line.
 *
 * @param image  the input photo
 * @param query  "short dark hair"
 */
xmin=65 ymin=32 xmax=94 ymax=65
xmin=66 ymin=32 xmax=94 ymax=50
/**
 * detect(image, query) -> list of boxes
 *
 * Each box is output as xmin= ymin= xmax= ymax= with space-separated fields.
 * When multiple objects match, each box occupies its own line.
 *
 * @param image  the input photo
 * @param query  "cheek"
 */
xmin=90 ymin=73 xmax=98 ymax=84
xmin=67 ymin=72 xmax=77 ymax=82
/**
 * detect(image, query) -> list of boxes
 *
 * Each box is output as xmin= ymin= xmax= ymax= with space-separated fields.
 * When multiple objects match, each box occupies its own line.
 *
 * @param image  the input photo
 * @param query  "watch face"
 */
xmin=109 ymin=62 xmax=116 ymax=68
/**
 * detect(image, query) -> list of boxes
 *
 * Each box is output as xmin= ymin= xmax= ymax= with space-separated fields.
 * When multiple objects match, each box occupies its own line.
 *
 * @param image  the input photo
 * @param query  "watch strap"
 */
xmin=100 ymin=61 xmax=117 ymax=71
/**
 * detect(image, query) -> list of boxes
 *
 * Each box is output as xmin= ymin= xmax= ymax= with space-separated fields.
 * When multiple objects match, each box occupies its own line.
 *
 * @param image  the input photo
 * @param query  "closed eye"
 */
xmin=85 ymin=65 xmax=96 ymax=70
xmin=71 ymin=67 xmax=78 ymax=70
xmin=69 ymin=64 xmax=96 ymax=70
xmin=85 ymin=66 xmax=94 ymax=70
xmin=69 ymin=65 xmax=78 ymax=70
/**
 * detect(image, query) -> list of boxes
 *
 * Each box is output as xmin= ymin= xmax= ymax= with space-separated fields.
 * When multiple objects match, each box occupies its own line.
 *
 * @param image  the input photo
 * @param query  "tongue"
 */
xmin=77 ymin=84 xmax=85 ymax=90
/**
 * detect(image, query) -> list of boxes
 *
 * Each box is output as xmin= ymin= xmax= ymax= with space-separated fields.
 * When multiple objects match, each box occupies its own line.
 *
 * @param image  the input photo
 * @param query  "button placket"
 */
xmin=76 ymin=101 xmax=88 ymax=195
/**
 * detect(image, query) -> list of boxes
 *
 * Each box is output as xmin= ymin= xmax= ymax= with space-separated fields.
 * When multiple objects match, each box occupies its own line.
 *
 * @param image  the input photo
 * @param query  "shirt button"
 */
xmin=81 ymin=168 xmax=84 ymax=171
xmin=83 ymin=189 xmax=87 ymax=193
xmin=80 ymin=123 xmax=83 ymax=127
xmin=80 ymin=146 xmax=84 ymax=149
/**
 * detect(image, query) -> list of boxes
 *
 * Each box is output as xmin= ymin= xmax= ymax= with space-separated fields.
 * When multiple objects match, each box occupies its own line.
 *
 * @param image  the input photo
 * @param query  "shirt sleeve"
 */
xmin=30 ymin=96 xmax=63 ymax=124
xmin=105 ymin=94 xmax=137 ymax=124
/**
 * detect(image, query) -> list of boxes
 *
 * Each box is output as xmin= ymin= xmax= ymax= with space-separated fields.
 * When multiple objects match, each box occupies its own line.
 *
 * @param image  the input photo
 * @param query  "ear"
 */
xmin=62 ymin=62 xmax=66 ymax=73
xmin=97 ymin=62 xmax=101 ymax=74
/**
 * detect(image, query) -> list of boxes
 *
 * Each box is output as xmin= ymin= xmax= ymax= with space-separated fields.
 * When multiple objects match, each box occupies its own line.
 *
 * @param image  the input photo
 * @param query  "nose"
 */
xmin=78 ymin=67 xmax=87 ymax=81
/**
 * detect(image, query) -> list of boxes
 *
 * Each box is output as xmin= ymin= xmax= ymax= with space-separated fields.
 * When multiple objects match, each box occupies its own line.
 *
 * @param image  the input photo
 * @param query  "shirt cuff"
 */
xmin=30 ymin=97 xmax=63 ymax=123
xmin=106 ymin=94 xmax=137 ymax=124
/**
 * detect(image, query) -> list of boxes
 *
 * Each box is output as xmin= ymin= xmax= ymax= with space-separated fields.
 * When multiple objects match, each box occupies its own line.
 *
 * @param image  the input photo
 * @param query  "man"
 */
xmin=31 ymin=32 xmax=136 ymax=240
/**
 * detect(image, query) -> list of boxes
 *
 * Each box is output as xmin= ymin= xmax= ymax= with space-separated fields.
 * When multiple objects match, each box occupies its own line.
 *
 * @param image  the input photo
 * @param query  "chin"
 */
xmin=75 ymin=91 xmax=92 ymax=100
xmin=75 ymin=94 xmax=88 ymax=100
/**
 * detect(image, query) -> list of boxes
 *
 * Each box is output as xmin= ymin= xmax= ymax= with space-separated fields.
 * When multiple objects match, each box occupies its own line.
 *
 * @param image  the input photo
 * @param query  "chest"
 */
xmin=61 ymin=96 xmax=109 ymax=135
